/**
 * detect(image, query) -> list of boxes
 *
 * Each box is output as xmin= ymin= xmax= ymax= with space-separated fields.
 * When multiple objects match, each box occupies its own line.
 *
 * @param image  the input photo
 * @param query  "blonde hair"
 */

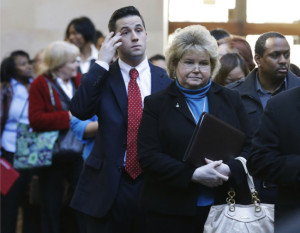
xmin=38 ymin=41 xmax=79 ymax=76
xmin=166 ymin=25 xmax=220 ymax=79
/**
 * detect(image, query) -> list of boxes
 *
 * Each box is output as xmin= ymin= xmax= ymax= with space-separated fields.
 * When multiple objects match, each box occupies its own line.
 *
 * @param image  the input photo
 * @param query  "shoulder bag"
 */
xmin=203 ymin=156 xmax=274 ymax=233
xmin=14 ymin=81 xmax=59 ymax=169
xmin=50 ymin=79 xmax=83 ymax=161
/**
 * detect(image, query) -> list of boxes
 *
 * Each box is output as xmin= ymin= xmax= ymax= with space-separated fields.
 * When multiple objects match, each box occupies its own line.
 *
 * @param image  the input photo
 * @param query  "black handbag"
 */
xmin=53 ymin=129 xmax=83 ymax=159
xmin=50 ymin=79 xmax=83 ymax=161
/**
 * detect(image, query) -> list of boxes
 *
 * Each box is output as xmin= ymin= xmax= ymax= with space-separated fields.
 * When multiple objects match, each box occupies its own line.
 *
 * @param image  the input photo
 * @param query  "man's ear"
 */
xmin=254 ymin=54 xmax=261 ymax=67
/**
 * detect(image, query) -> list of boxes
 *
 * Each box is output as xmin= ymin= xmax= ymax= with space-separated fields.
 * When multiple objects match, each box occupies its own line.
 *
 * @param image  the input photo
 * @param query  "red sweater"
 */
xmin=29 ymin=73 xmax=81 ymax=132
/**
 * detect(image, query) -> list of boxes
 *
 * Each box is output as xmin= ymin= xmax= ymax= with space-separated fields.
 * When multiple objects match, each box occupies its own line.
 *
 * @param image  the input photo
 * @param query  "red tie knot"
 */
xmin=129 ymin=68 xmax=139 ymax=81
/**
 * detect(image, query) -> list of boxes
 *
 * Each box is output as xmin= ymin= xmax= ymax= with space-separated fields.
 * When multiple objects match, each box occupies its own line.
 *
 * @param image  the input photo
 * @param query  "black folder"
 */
xmin=183 ymin=112 xmax=245 ymax=167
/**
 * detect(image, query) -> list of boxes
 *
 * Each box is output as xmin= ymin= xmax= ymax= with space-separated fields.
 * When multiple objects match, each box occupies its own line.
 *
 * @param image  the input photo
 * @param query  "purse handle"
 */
xmin=18 ymin=79 xmax=56 ymax=124
xmin=18 ymin=99 xmax=29 ymax=123
xmin=235 ymin=156 xmax=256 ymax=193
xmin=45 ymin=78 xmax=56 ymax=111
xmin=226 ymin=157 xmax=262 ymax=212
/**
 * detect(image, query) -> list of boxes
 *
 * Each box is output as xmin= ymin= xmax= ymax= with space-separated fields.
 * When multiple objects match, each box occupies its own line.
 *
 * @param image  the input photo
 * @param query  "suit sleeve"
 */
xmin=138 ymin=96 xmax=196 ymax=189
xmin=70 ymin=63 xmax=108 ymax=120
xmin=247 ymin=101 xmax=300 ymax=188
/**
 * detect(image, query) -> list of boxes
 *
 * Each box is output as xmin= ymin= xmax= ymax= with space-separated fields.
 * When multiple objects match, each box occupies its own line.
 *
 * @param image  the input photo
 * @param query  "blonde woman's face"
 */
xmin=58 ymin=58 xmax=79 ymax=80
xmin=175 ymin=49 xmax=211 ymax=89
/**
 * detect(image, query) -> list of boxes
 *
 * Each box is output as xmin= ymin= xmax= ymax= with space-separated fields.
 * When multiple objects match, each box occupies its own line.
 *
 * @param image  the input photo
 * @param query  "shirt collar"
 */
xmin=255 ymin=73 xmax=287 ymax=94
xmin=76 ymin=44 xmax=98 ymax=62
xmin=10 ymin=77 xmax=33 ymax=87
xmin=118 ymin=57 xmax=149 ymax=79
xmin=56 ymin=77 xmax=71 ymax=85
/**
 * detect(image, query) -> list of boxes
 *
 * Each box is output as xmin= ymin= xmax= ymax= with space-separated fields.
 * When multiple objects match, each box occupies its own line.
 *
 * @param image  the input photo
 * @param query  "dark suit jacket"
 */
xmin=248 ymin=87 xmax=300 ymax=210
xmin=227 ymin=69 xmax=300 ymax=203
xmin=69 ymin=61 xmax=172 ymax=218
xmin=137 ymin=81 xmax=253 ymax=216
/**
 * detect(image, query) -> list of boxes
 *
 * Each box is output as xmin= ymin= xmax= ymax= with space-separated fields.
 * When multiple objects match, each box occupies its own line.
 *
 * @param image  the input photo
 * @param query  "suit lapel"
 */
xmin=110 ymin=62 xmax=128 ymax=121
xmin=150 ymin=63 xmax=167 ymax=94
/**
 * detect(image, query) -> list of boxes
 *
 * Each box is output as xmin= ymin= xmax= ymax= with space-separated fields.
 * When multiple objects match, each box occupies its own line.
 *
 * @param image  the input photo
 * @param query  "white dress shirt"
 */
xmin=78 ymin=44 xmax=98 ymax=74
xmin=95 ymin=57 xmax=152 ymax=105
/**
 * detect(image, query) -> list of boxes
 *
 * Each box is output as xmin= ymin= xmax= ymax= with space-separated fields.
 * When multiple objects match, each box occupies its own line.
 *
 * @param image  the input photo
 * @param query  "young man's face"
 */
xmin=114 ymin=15 xmax=147 ymax=65
xmin=255 ymin=37 xmax=290 ymax=81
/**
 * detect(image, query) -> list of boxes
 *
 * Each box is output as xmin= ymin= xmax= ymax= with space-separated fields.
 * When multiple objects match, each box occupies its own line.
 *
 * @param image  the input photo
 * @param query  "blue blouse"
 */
xmin=1 ymin=78 xmax=31 ymax=153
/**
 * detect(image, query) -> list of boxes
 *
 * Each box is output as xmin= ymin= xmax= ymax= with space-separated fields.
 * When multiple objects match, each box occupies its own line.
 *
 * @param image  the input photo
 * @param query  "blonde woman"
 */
xmin=29 ymin=41 xmax=85 ymax=233
xmin=138 ymin=25 xmax=252 ymax=233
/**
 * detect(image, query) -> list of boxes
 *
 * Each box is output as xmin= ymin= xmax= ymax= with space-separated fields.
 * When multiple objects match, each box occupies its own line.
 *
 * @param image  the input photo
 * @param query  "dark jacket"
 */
xmin=69 ymin=61 xmax=172 ymax=218
xmin=227 ymin=68 xmax=300 ymax=131
xmin=138 ymin=81 xmax=252 ymax=216
xmin=248 ymin=87 xmax=300 ymax=213
xmin=227 ymin=68 xmax=300 ymax=203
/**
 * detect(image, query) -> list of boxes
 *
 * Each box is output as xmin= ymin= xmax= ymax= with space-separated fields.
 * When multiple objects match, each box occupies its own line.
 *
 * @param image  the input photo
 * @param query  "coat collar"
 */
xmin=234 ymin=68 xmax=300 ymax=101
xmin=235 ymin=68 xmax=261 ymax=102
xmin=166 ymin=81 xmax=224 ymax=124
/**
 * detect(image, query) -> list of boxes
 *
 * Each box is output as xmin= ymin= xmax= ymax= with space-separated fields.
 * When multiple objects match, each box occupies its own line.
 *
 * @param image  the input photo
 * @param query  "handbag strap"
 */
xmin=18 ymin=99 xmax=29 ymax=123
xmin=235 ymin=156 xmax=256 ymax=193
xmin=16 ymin=79 xmax=56 ymax=129
xmin=235 ymin=157 xmax=262 ymax=210
xmin=45 ymin=78 xmax=56 ymax=110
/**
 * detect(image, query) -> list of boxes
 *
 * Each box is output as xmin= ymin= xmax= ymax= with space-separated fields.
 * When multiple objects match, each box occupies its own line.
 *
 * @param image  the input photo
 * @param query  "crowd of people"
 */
xmin=1 ymin=5 xmax=300 ymax=233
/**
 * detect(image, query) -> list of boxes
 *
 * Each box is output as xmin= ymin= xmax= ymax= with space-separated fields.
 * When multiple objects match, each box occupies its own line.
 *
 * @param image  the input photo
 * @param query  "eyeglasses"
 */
xmin=179 ymin=60 xmax=211 ymax=71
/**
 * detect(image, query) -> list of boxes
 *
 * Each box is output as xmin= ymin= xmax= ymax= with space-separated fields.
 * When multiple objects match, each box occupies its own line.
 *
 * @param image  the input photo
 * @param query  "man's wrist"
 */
xmin=95 ymin=60 xmax=109 ymax=71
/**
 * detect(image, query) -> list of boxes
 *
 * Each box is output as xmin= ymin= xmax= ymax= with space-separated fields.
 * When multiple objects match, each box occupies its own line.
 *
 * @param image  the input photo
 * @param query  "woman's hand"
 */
xmin=191 ymin=160 xmax=229 ymax=187
xmin=205 ymin=158 xmax=231 ymax=178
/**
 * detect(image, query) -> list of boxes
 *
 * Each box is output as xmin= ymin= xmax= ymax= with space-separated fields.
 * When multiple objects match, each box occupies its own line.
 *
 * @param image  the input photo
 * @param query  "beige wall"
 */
xmin=0 ymin=0 xmax=166 ymax=61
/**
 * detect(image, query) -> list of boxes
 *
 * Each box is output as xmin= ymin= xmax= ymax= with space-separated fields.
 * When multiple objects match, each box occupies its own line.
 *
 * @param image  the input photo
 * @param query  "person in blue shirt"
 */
xmin=71 ymin=115 xmax=98 ymax=160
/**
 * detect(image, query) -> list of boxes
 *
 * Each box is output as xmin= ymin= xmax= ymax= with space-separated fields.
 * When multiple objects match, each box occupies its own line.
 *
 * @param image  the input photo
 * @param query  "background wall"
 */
xmin=0 ymin=0 xmax=166 ymax=60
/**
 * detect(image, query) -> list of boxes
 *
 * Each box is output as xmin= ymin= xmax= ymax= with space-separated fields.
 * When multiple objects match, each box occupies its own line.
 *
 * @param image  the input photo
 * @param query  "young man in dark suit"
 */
xmin=69 ymin=6 xmax=171 ymax=233
xmin=247 ymin=87 xmax=300 ymax=231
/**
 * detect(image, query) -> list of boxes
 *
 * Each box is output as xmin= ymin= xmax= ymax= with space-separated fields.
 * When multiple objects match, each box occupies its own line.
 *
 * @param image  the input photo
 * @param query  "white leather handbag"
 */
xmin=203 ymin=157 xmax=274 ymax=233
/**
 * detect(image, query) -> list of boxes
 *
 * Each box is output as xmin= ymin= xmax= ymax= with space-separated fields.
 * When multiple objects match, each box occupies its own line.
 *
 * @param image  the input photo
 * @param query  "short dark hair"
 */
xmin=66 ymin=16 xmax=96 ymax=43
xmin=210 ymin=28 xmax=230 ymax=41
xmin=1 ymin=50 xmax=30 ymax=82
xmin=149 ymin=54 xmax=165 ymax=63
xmin=255 ymin=32 xmax=286 ymax=57
xmin=108 ymin=6 xmax=146 ymax=33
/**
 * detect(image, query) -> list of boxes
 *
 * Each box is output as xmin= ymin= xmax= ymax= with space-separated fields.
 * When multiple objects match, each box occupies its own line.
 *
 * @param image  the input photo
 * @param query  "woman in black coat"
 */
xmin=137 ymin=25 xmax=252 ymax=233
